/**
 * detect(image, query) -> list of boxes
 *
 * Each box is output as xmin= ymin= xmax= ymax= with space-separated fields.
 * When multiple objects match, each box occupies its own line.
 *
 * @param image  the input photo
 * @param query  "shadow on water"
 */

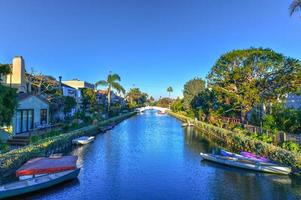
xmin=3 ymin=110 xmax=301 ymax=200
xmin=183 ymin=125 xmax=301 ymax=199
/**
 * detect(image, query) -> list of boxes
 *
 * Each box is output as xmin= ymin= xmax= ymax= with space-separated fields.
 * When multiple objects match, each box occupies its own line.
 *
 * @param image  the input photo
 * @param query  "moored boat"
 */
xmin=182 ymin=122 xmax=194 ymax=127
xmin=240 ymin=151 xmax=269 ymax=162
xmin=200 ymin=152 xmax=291 ymax=175
xmin=0 ymin=156 xmax=80 ymax=199
xmin=72 ymin=136 xmax=95 ymax=145
xmin=221 ymin=150 xmax=270 ymax=162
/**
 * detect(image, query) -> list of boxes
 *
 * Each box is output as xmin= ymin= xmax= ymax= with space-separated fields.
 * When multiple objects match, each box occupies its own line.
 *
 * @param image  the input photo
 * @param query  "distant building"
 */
xmin=96 ymin=90 xmax=126 ymax=107
xmin=1 ymin=56 xmax=30 ymax=93
xmin=286 ymin=93 xmax=301 ymax=109
xmin=62 ymin=79 xmax=94 ymax=90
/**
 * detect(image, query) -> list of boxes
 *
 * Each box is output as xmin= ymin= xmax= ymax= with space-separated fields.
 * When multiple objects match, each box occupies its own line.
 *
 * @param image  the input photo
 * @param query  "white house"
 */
xmin=0 ymin=56 xmax=50 ymax=135
xmin=12 ymin=93 xmax=49 ymax=135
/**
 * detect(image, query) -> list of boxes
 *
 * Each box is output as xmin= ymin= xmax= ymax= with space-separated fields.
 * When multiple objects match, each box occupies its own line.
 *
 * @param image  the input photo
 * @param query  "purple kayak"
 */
xmin=240 ymin=151 xmax=269 ymax=162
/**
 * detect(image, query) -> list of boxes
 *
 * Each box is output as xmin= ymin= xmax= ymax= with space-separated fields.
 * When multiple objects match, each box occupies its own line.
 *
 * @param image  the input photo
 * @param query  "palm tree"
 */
xmin=95 ymin=73 xmax=125 ymax=111
xmin=167 ymin=86 xmax=173 ymax=98
xmin=290 ymin=0 xmax=301 ymax=16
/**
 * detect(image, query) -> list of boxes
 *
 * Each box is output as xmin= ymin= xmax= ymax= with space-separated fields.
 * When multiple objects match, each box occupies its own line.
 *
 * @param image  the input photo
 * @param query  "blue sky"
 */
xmin=0 ymin=0 xmax=300 ymax=98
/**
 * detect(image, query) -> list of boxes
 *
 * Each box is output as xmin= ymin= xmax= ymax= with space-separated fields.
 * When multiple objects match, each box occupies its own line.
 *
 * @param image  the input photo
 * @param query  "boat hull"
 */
xmin=72 ymin=136 xmax=95 ymax=145
xmin=200 ymin=153 xmax=291 ymax=175
xmin=0 ymin=168 xmax=80 ymax=199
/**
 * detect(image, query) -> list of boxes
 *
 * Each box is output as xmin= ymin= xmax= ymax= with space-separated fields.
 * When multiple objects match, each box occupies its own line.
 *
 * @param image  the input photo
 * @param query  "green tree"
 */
xmin=0 ymin=85 xmax=17 ymax=126
xmin=126 ymin=88 xmax=148 ymax=108
xmin=207 ymin=48 xmax=301 ymax=124
xmin=63 ymin=96 xmax=77 ymax=117
xmin=170 ymin=98 xmax=184 ymax=112
xmin=95 ymin=73 xmax=125 ymax=111
xmin=81 ymin=88 xmax=97 ymax=112
xmin=156 ymin=97 xmax=172 ymax=108
xmin=183 ymin=78 xmax=206 ymax=110
xmin=167 ymin=86 xmax=173 ymax=98
xmin=290 ymin=0 xmax=301 ymax=16
xmin=0 ymin=64 xmax=11 ymax=82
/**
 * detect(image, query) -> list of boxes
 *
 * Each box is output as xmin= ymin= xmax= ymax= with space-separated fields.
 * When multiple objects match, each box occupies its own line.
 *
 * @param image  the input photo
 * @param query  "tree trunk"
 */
xmin=107 ymin=86 xmax=111 ymax=112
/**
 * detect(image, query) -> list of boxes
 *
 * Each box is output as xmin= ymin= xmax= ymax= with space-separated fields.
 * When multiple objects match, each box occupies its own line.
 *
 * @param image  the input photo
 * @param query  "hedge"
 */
xmin=168 ymin=111 xmax=301 ymax=171
xmin=0 ymin=112 xmax=136 ymax=179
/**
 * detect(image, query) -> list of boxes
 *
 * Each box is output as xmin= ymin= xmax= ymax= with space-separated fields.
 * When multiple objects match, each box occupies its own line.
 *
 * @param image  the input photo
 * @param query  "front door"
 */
xmin=15 ymin=109 xmax=34 ymax=134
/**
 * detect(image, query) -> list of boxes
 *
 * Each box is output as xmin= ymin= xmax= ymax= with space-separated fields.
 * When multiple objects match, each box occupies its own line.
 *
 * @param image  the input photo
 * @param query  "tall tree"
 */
xmin=95 ymin=73 xmax=125 ymax=111
xmin=207 ymin=48 xmax=301 ymax=123
xmin=183 ymin=78 xmax=206 ymax=110
xmin=126 ymin=88 xmax=148 ymax=107
xmin=167 ymin=86 xmax=173 ymax=98
xmin=0 ymin=85 xmax=17 ymax=126
xmin=290 ymin=0 xmax=301 ymax=16
xmin=0 ymin=64 xmax=11 ymax=82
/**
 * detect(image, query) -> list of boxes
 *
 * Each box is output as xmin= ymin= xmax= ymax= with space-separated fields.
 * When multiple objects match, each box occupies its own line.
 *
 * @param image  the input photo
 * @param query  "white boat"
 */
xmin=182 ymin=122 xmax=194 ymax=127
xmin=200 ymin=152 xmax=291 ymax=175
xmin=0 ymin=169 xmax=80 ymax=199
xmin=0 ymin=156 xmax=80 ymax=199
xmin=72 ymin=136 xmax=95 ymax=145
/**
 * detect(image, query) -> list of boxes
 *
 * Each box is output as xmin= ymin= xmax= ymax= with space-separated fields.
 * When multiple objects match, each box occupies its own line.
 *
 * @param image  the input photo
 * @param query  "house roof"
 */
xmin=97 ymin=90 xmax=108 ymax=95
xmin=17 ymin=93 xmax=49 ymax=105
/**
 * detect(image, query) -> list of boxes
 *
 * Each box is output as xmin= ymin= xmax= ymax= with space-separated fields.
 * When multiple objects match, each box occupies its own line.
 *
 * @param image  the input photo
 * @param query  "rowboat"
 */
xmin=200 ymin=152 xmax=291 ymax=175
xmin=241 ymin=151 xmax=269 ymax=162
xmin=0 ymin=156 xmax=80 ymax=199
xmin=182 ymin=122 xmax=194 ymax=127
xmin=221 ymin=150 xmax=269 ymax=162
xmin=72 ymin=136 xmax=95 ymax=145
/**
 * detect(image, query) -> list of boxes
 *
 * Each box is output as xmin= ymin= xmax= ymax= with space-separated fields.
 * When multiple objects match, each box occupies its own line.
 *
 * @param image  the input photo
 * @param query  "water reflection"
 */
xmin=12 ymin=110 xmax=301 ymax=200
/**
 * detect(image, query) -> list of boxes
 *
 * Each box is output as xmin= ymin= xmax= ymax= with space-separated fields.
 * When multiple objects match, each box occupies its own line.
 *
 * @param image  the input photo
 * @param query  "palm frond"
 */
xmin=108 ymin=73 xmax=121 ymax=83
xmin=95 ymin=80 xmax=108 ymax=87
xmin=289 ymin=0 xmax=301 ymax=16
xmin=111 ymin=82 xmax=126 ymax=94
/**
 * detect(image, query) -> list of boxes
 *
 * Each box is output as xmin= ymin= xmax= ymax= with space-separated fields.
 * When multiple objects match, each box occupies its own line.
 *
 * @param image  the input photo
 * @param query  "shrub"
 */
xmin=281 ymin=141 xmax=300 ymax=153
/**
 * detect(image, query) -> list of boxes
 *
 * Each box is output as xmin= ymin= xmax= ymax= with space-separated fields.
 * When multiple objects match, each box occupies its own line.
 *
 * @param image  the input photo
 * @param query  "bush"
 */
xmin=169 ymin=111 xmax=301 ymax=169
xmin=281 ymin=141 xmax=300 ymax=153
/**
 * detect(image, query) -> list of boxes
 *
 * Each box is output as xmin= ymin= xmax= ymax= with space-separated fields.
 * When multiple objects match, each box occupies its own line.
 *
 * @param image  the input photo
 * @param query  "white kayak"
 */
xmin=200 ymin=152 xmax=291 ymax=175
xmin=72 ymin=136 xmax=95 ymax=145
xmin=182 ymin=122 xmax=194 ymax=127
xmin=0 ymin=169 xmax=80 ymax=199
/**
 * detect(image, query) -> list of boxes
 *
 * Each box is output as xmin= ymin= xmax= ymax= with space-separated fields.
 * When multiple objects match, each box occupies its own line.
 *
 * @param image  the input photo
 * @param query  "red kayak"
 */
xmin=16 ymin=156 xmax=78 ymax=176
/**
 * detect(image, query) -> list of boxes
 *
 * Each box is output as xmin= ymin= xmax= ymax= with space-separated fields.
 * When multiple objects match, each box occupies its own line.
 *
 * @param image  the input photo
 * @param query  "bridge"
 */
xmin=137 ymin=106 xmax=170 ymax=113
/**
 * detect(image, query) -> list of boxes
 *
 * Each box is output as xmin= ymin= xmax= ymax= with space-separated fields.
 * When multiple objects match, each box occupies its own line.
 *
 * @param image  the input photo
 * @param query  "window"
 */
xmin=40 ymin=109 xmax=48 ymax=125
xmin=15 ymin=109 xmax=34 ymax=134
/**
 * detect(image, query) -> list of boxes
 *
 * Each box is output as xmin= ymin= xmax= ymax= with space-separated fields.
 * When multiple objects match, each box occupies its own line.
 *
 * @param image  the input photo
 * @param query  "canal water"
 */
xmin=19 ymin=110 xmax=301 ymax=200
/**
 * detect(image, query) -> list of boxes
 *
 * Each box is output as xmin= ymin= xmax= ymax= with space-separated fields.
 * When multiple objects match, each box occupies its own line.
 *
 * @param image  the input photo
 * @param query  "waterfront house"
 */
xmin=12 ymin=93 xmax=49 ymax=134
xmin=0 ymin=56 xmax=50 ymax=135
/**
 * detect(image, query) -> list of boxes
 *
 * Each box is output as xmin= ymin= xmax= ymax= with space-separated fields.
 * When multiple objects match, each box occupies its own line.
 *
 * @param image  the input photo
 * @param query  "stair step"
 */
xmin=12 ymin=136 xmax=30 ymax=139
xmin=7 ymin=141 xmax=29 ymax=146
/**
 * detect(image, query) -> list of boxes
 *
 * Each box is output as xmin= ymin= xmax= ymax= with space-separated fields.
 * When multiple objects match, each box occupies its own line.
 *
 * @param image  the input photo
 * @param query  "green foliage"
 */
xmin=0 ymin=64 xmax=11 ymax=82
xmin=183 ymin=78 xmax=206 ymax=110
xmin=281 ymin=141 xmax=300 ymax=153
xmin=207 ymin=48 xmax=301 ymax=123
xmin=169 ymin=111 xmax=301 ymax=169
xmin=63 ymin=96 xmax=77 ymax=116
xmin=167 ymin=86 xmax=173 ymax=97
xmin=126 ymin=88 xmax=148 ymax=108
xmin=290 ymin=0 xmax=301 ymax=16
xmin=95 ymin=73 xmax=125 ymax=111
xmin=170 ymin=98 xmax=184 ymax=112
xmin=81 ymin=88 xmax=97 ymax=112
xmin=0 ymin=112 xmax=136 ymax=175
xmin=262 ymin=114 xmax=278 ymax=135
xmin=0 ymin=85 xmax=18 ymax=126
xmin=0 ymin=139 xmax=9 ymax=153
xmin=156 ymin=97 xmax=172 ymax=108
